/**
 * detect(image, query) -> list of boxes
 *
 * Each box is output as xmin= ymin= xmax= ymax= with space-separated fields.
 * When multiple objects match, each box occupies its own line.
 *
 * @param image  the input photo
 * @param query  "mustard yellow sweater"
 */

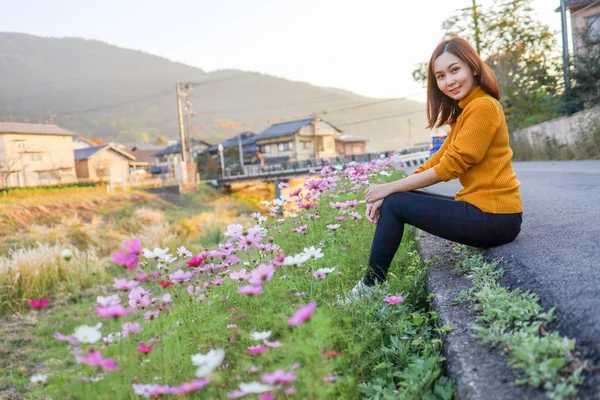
xmin=413 ymin=86 xmax=523 ymax=214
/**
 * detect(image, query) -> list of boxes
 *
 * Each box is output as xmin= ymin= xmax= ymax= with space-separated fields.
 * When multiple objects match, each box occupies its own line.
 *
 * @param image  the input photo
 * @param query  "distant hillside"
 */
xmin=0 ymin=32 xmax=432 ymax=151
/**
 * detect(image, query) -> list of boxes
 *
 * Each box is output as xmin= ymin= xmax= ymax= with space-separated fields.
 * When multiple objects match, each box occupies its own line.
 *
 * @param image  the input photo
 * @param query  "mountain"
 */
xmin=0 ymin=32 xmax=432 ymax=151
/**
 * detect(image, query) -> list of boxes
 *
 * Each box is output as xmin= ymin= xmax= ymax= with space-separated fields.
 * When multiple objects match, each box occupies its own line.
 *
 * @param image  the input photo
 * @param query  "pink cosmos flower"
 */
xmin=227 ymin=389 xmax=247 ymax=398
xmin=96 ymin=295 xmax=121 ymax=307
xmin=248 ymin=345 xmax=266 ymax=355
xmin=237 ymin=233 xmax=262 ymax=250
xmin=383 ymin=295 xmax=404 ymax=305
xmin=171 ymin=379 xmax=209 ymax=396
xmin=259 ymin=394 xmax=274 ymax=400
xmin=227 ymin=324 xmax=238 ymax=329
xmin=110 ymin=249 xmax=139 ymax=270
xmin=135 ymin=272 xmax=148 ymax=281
xmin=136 ymin=340 xmax=154 ymax=354
xmin=113 ymin=278 xmax=139 ymax=290
xmin=326 ymin=224 xmax=341 ymax=231
xmin=287 ymin=301 xmax=317 ymax=326
xmin=238 ymin=285 xmax=263 ymax=296
xmin=96 ymin=304 xmax=134 ymax=318
xmin=211 ymin=277 xmax=225 ymax=285
xmin=123 ymin=238 xmax=142 ymax=255
xmin=54 ymin=332 xmax=79 ymax=346
xmin=313 ymin=270 xmax=326 ymax=279
xmin=298 ymin=202 xmax=317 ymax=210
xmin=335 ymin=216 xmax=346 ymax=221
xmin=307 ymin=214 xmax=320 ymax=220
xmin=290 ymin=362 xmax=301 ymax=369
xmin=144 ymin=310 xmax=160 ymax=320
xmin=292 ymin=224 xmax=308 ymax=233
xmin=122 ymin=321 xmax=142 ymax=337
xmin=75 ymin=349 xmax=118 ymax=371
xmin=128 ymin=287 xmax=152 ymax=308
xmin=262 ymin=369 xmax=297 ymax=385
xmin=248 ymin=264 xmax=274 ymax=286
xmin=230 ymin=269 xmax=250 ymax=281
xmin=295 ymin=291 xmax=307 ymax=297
xmin=169 ymin=270 xmax=193 ymax=283
xmin=345 ymin=199 xmax=359 ymax=208
xmin=304 ymin=179 xmax=325 ymax=192
xmin=350 ymin=212 xmax=363 ymax=220
xmin=323 ymin=373 xmax=339 ymax=383
xmin=263 ymin=339 xmax=282 ymax=348
xmin=27 ymin=298 xmax=49 ymax=308
xmin=290 ymin=188 xmax=302 ymax=197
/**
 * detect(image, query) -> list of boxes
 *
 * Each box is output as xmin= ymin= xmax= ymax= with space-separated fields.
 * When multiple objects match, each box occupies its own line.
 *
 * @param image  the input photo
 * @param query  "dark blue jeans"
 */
xmin=363 ymin=190 xmax=522 ymax=286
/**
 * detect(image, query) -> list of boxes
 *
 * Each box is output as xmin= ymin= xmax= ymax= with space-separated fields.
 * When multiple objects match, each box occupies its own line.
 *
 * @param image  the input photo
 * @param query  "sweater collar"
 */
xmin=458 ymin=85 xmax=486 ymax=109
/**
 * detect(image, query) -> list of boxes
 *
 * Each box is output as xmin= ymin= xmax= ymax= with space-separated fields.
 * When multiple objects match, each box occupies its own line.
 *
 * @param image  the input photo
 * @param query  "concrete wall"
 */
xmin=513 ymin=105 xmax=600 ymax=145
xmin=0 ymin=133 xmax=77 ymax=187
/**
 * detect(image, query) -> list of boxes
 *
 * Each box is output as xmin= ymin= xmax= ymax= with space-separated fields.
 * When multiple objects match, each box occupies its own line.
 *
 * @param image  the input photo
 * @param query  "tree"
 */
xmin=566 ymin=25 xmax=600 ymax=112
xmin=412 ymin=0 xmax=562 ymax=130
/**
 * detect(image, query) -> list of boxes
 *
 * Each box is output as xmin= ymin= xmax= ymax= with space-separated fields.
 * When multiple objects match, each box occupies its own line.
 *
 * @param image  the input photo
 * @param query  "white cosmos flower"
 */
xmin=73 ymin=323 xmax=102 ymax=344
xmin=192 ymin=348 xmax=225 ymax=378
xmin=315 ymin=267 xmax=336 ymax=275
xmin=380 ymin=171 xmax=392 ymax=176
xmin=283 ymin=253 xmax=311 ymax=266
xmin=301 ymin=246 xmax=324 ymax=259
xmin=142 ymin=247 xmax=169 ymax=259
xmin=250 ymin=331 xmax=271 ymax=341
xmin=96 ymin=295 xmax=121 ymax=306
xmin=103 ymin=332 xmax=122 ymax=344
xmin=288 ymin=213 xmax=298 ymax=218
xmin=30 ymin=373 xmax=48 ymax=384
xmin=238 ymin=381 xmax=274 ymax=393
xmin=280 ymin=194 xmax=291 ymax=202
xmin=272 ymin=199 xmax=283 ymax=206
xmin=262 ymin=200 xmax=272 ymax=206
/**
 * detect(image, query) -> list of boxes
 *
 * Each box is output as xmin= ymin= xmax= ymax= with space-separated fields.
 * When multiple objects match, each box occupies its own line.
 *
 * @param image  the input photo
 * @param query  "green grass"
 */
xmin=6 ymin=171 xmax=451 ymax=399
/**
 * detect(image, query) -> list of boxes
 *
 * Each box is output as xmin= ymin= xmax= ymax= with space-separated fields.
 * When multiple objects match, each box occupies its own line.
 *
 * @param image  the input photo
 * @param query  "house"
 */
xmin=203 ymin=132 xmax=257 ymax=159
xmin=153 ymin=139 xmax=212 ymax=164
xmin=559 ymin=0 xmax=600 ymax=54
xmin=335 ymin=135 xmax=368 ymax=156
xmin=74 ymin=144 xmax=136 ymax=182
xmin=0 ymin=122 xmax=78 ymax=188
xmin=130 ymin=144 xmax=165 ymax=173
xmin=73 ymin=136 xmax=96 ymax=149
xmin=253 ymin=117 xmax=341 ymax=163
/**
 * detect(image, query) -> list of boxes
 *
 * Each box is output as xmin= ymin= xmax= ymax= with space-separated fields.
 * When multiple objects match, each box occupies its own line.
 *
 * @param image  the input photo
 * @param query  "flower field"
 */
xmin=17 ymin=156 xmax=452 ymax=399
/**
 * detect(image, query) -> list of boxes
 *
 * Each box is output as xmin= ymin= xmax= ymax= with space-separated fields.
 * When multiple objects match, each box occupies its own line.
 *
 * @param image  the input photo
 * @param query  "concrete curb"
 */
xmin=416 ymin=232 xmax=546 ymax=400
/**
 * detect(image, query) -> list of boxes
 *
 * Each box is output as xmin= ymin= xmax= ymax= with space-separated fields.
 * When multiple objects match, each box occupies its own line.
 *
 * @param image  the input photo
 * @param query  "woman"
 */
xmin=342 ymin=37 xmax=523 ymax=304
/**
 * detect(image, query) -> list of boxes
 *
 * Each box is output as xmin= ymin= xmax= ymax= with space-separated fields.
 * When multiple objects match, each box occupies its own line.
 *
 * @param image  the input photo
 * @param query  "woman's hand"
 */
xmin=365 ymin=183 xmax=392 ymax=203
xmin=366 ymin=199 xmax=383 ymax=224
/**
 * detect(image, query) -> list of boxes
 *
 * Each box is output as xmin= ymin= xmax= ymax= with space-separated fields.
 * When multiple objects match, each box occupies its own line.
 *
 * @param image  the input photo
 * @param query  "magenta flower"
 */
xmin=75 ymin=349 xmax=118 ymax=371
xmin=54 ymin=332 xmax=79 ymax=346
xmin=136 ymin=340 xmax=154 ymax=354
xmin=123 ymin=238 xmax=142 ymax=255
xmin=135 ymin=272 xmax=148 ymax=281
xmin=262 ymin=369 xmax=297 ymax=385
xmin=304 ymin=179 xmax=325 ymax=192
xmin=248 ymin=345 xmax=266 ymax=355
xmin=238 ymin=285 xmax=263 ymax=295
xmin=186 ymin=255 xmax=204 ymax=268
xmin=287 ymin=301 xmax=317 ymax=326
xmin=96 ymin=304 xmax=134 ymax=318
xmin=259 ymin=394 xmax=274 ymax=400
xmin=248 ymin=264 xmax=275 ymax=286
xmin=122 ymin=321 xmax=142 ymax=337
xmin=110 ymin=249 xmax=139 ymax=270
xmin=27 ymin=298 xmax=49 ymax=308
xmin=383 ymin=295 xmax=404 ymax=305
xmin=290 ymin=188 xmax=302 ymax=197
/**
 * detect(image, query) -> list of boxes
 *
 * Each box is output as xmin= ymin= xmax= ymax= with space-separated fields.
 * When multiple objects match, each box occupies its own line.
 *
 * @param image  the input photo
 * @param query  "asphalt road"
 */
xmin=411 ymin=160 xmax=600 ymax=366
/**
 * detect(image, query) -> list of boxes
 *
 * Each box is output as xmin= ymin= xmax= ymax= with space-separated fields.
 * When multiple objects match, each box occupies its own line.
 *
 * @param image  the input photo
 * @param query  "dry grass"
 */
xmin=0 ymin=244 xmax=110 ymax=315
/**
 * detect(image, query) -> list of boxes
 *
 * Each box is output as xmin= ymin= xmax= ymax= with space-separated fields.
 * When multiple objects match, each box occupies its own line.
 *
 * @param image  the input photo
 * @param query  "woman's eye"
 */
xmin=452 ymin=68 xmax=459 ymax=73
xmin=437 ymin=75 xmax=444 ymax=80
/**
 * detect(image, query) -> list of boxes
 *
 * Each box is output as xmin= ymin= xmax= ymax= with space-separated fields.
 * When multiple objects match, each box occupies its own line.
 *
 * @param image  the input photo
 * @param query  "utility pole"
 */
xmin=238 ymin=134 xmax=245 ymax=168
xmin=560 ymin=0 xmax=571 ymax=95
xmin=175 ymin=82 xmax=188 ymax=164
xmin=183 ymin=83 xmax=195 ymax=163
xmin=407 ymin=118 xmax=412 ymax=149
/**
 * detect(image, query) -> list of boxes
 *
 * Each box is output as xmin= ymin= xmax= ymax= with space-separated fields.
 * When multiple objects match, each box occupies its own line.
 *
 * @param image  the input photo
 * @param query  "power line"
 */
xmin=336 ymin=108 xmax=426 ymax=127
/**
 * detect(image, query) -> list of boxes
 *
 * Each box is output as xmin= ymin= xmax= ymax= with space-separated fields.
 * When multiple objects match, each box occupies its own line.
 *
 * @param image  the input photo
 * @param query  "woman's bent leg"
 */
xmin=364 ymin=191 xmax=521 ymax=285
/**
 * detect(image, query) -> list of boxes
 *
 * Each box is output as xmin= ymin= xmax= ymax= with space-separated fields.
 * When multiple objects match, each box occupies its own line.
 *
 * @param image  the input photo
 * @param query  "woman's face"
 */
xmin=433 ymin=52 xmax=477 ymax=101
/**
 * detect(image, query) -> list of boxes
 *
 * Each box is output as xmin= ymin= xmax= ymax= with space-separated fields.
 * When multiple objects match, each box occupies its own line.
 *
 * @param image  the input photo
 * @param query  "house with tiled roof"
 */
xmin=0 ymin=122 xmax=78 ymax=188
xmin=74 ymin=144 xmax=136 ymax=182
xmin=559 ymin=0 xmax=600 ymax=54
xmin=253 ymin=117 xmax=342 ymax=163
xmin=335 ymin=135 xmax=368 ymax=156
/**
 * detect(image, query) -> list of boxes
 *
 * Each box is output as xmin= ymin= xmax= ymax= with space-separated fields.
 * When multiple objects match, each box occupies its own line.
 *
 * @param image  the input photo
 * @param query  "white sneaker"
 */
xmin=337 ymin=280 xmax=381 ymax=305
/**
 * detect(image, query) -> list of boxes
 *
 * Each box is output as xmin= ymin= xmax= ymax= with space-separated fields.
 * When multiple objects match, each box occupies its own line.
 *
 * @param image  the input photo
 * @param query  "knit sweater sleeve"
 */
xmin=433 ymin=98 xmax=500 ymax=182
xmin=411 ymin=127 xmax=453 ymax=175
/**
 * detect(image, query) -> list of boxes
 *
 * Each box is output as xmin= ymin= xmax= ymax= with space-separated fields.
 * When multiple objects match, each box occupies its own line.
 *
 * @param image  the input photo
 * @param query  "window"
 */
xmin=278 ymin=141 xmax=293 ymax=152
xmin=301 ymin=141 xmax=312 ymax=150
xmin=587 ymin=14 xmax=600 ymax=42
xmin=30 ymin=154 xmax=42 ymax=162
xmin=260 ymin=144 xmax=271 ymax=154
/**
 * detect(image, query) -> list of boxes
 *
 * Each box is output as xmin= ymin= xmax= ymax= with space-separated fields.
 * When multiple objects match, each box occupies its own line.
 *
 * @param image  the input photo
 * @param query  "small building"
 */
xmin=74 ymin=144 xmax=136 ymax=182
xmin=0 ymin=122 xmax=78 ymax=188
xmin=559 ymin=1 xmax=600 ymax=55
xmin=203 ymin=132 xmax=257 ymax=159
xmin=253 ymin=117 xmax=341 ymax=162
xmin=153 ymin=139 xmax=212 ymax=164
xmin=335 ymin=135 xmax=368 ymax=156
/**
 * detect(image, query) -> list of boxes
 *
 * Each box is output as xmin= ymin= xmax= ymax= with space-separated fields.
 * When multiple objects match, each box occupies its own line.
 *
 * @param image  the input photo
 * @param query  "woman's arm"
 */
xmin=365 ymin=168 xmax=440 ymax=203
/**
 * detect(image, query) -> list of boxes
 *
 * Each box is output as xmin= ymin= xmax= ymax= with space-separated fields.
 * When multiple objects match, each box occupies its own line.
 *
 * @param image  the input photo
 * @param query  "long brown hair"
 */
xmin=426 ymin=36 xmax=499 ymax=129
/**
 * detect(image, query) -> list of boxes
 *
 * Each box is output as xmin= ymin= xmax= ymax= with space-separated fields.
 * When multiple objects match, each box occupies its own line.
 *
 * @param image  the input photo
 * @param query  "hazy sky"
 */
xmin=0 ymin=0 xmax=564 ymax=101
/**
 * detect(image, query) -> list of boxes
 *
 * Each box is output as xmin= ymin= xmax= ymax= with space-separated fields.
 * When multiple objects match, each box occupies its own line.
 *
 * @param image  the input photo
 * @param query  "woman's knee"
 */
xmin=381 ymin=192 xmax=411 ymax=214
